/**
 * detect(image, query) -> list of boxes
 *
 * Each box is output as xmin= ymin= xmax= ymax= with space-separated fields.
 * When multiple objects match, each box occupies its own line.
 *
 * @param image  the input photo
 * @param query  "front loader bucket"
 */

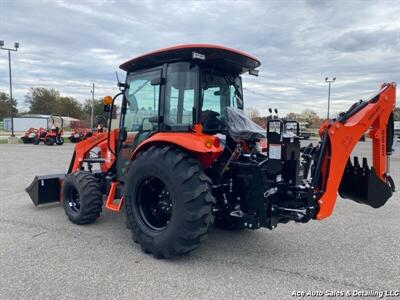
xmin=339 ymin=157 xmax=394 ymax=208
xmin=25 ymin=174 xmax=66 ymax=206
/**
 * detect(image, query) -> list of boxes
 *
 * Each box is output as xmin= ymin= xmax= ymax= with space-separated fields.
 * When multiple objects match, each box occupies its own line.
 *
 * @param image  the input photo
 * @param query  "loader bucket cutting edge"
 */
xmin=339 ymin=156 xmax=394 ymax=208
xmin=26 ymin=174 xmax=66 ymax=206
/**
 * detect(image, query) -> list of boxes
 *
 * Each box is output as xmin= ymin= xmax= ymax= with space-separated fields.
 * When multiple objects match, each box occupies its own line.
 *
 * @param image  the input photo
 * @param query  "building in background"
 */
xmin=3 ymin=114 xmax=79 ymax=132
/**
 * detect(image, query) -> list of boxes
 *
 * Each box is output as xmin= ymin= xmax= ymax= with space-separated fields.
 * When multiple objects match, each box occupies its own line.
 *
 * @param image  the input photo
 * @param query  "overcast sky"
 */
xmin=0 ymin=0 xmax=399 ymax=116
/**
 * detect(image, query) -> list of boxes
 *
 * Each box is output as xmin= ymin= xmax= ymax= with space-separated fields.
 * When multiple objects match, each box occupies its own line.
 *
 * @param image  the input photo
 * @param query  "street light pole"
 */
xmin=0 ymin=40 xmax=19 ymax=138
xmin=90 ymin=83 xmax=95 ymax=129
xmin=325 ymin=77 xmax=336 ymax=119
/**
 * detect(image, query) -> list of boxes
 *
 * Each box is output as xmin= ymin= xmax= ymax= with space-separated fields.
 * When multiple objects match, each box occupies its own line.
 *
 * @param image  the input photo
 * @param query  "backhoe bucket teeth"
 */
xmin=339 ymin=157 xmax=393 ymax=208
xmin=25 ymin=174 xmax=66 ymax=206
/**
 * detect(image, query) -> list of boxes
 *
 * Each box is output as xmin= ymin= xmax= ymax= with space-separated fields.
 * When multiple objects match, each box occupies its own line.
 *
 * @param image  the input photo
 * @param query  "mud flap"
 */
xmin=25 ymin=174 xmax=66 ymax=206
xmin=339 ymin=157 xmax=394 ymax=208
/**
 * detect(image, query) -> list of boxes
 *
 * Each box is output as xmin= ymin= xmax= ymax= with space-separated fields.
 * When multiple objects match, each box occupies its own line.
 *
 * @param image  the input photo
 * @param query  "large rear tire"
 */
xmin=63 ymin=171 xmax=103 ymax=225
xmin=56 ymin=136 xmax=64 ymax=145
xmin=125 ymin=146 xmax=215 ymax=258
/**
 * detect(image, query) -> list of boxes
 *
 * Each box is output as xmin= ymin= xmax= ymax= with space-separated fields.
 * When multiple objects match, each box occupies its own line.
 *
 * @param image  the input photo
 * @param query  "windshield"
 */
xmin=200 ymin=69 xmax=243 ymax=132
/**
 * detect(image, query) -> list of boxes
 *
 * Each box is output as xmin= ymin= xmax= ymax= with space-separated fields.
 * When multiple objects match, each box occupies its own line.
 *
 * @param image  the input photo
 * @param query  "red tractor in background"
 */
xmin=33 ymin=115 xmax=64 ymax=146
xmin=69 ymin=116 xmax=107 ymax=143
xmin=27 ymin=45 xmax=396 ymax=259
xmin=21 ymin=127 xmax=46 ymax=144
xmin=69 ymin=127 xmax=92 ymax=143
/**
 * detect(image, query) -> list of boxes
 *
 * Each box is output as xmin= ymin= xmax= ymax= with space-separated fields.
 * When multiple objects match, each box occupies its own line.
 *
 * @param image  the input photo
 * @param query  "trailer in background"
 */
xmin=3 ymin=115 xmax=80 ymax=132
xmin=3 ymin=117 xmax=48 ymax=132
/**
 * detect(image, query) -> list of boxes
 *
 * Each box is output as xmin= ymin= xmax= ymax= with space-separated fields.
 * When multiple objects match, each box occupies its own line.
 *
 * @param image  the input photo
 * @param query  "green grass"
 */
xmin=0 ymin=138 xmax=22 ymax=144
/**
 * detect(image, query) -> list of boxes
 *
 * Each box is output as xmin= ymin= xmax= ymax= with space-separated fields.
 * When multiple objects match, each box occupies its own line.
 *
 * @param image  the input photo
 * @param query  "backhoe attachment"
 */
xmin=314 ymin=82 xmax=396 ymax=219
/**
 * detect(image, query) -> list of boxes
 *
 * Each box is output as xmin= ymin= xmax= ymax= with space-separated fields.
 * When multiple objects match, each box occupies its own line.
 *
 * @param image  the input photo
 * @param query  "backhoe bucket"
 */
xmin=26 ymin=174 xmax=66 ymax=206
xmin=339 ymin=157 xmax=394 ymax=208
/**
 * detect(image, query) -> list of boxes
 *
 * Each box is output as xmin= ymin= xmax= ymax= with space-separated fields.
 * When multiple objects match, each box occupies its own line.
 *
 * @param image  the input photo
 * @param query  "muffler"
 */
xmin=339 ymin=156 xmax=394 ymax=208
xmin=26 ymin=174 xmax=66 ymax=206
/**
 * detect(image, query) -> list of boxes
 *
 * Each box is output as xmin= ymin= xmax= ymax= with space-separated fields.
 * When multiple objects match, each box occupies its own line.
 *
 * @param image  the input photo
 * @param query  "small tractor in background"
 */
xmin=27 ymin=45 xmax=396 ymax=259
xmin=69 ymin=116 xmax=107 ymax=143
xmin=69 ymin=127 xmax=92 ymax=143
xmin=21 ymin=127 xmax=45 ymax=144
xmin=33 ymin=115 xmax=64 ymax=146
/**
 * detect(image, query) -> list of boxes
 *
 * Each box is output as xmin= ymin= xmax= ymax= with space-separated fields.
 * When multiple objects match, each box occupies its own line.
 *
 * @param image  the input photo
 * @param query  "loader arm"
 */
xmin=315 ymin=83 xmax=396 ymax=220
xmin=68 ymin=129 xmax=117 ymax=173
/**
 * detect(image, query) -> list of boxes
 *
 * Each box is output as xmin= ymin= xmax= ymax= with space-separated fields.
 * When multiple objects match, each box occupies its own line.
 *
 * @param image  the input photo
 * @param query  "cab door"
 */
xmin=117 ymin=68 xmax=162 ymax=178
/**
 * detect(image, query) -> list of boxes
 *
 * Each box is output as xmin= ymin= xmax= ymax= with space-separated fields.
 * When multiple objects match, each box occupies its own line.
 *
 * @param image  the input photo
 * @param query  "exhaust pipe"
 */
xmin=26 ymin=174 xmax=66 ymax=206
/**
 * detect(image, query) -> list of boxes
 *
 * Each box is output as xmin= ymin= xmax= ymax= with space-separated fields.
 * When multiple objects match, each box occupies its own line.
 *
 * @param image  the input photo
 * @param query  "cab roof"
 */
xmin=119 ymin=44 xmax=261 ymax=74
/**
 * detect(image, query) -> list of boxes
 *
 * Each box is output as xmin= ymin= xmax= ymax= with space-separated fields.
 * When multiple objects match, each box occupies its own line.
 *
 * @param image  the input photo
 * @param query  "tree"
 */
xmin=25 ymin=88 xmax=59 ymax=115
xmin=25 ymin=88 xmax=84 ymax=119
xmin=0 ymin=92 xmax=18 ymax=120
xmin=285 ymin=109 xmax=322 ymax=127
xmin=246 ymin=107 xmax=260 ymax=120
xmin=245 ymin=107 xmax=267 ymax=128
xmin=82 ymin=98 xmax=111 ymax=123
xmin=57 ymin=96 xmax=85 ymax=119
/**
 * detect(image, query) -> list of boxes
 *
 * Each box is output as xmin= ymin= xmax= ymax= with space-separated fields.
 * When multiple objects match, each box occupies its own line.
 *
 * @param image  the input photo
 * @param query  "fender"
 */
xmin=131 ymin=130 xmax=224 ymax=168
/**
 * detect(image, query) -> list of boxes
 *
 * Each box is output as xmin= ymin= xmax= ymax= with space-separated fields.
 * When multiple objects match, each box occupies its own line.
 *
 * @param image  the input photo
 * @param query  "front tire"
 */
xmin=125 ymin=146 xmax=215 ymax=258
xmin=45 ymin=137 xmax=54 ymax=146
xmin=63 ymin=171 xmax=103 ymax=225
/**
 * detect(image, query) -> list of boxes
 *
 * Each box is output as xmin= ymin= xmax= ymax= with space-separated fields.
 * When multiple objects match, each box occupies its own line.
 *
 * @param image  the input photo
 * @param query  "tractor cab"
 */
xmin=114 ymin=45 xmax=262 ymax=175
xmin=117 ymin=45 xmax=260 ymax=142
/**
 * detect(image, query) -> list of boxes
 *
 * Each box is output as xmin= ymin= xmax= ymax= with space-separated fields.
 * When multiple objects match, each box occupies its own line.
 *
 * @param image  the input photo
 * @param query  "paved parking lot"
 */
xmin=0 ymin=141 xmax=399 ymax=299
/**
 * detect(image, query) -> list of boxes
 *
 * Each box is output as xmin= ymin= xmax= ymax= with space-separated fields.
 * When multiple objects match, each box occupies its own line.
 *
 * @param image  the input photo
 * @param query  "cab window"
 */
xmin=124 ymin=69 xmax=161 ymax=132
xmin=164 ymin=62 xmax=198 ymax=130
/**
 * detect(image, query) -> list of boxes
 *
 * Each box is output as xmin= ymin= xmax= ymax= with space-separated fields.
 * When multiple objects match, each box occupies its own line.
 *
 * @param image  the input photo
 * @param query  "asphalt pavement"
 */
xmin=0 ymin=140 xmax=399 ymax=299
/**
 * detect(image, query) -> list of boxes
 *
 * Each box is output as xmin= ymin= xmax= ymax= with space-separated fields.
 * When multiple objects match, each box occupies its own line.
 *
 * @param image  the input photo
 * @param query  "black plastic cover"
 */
xmin=222 ymin=107 xmax=266 ymax=141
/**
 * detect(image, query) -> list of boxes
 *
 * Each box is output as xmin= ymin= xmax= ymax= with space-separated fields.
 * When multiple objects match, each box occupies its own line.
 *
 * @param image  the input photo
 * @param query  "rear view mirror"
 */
xmin=148 ymin=116 xmax=162 ymax=123
xmin=151 ymin=77 xmax=164 ymax=86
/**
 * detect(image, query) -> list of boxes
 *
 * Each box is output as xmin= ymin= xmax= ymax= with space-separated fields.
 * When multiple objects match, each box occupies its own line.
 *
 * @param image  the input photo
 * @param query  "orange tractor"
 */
xmin=21 ymin=127 xmax=46 ymax=144
xmin=32 ymin=115 xmax=64 ymax=146
xmin=26 ymin=45 xmax=396 ymax=258
xmin=69 ymin=116 xmax=107 ymax=143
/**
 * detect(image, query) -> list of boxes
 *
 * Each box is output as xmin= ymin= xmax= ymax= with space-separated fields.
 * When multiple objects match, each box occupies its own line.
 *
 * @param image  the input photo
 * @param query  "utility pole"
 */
xmin=325 ymin=77 xmax=336 ymax=119
xmin=0 ymin=40 xmax=19 ymax=143
xmin=90 ymin=83 xmax=95 ymax=129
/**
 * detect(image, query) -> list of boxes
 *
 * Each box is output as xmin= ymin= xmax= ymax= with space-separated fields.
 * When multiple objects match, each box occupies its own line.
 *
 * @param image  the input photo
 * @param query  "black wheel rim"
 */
xmin=137 ymin=176 xmax=172 ymax=231
xmin=68 ymin=187 xmax=81 ymax=213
